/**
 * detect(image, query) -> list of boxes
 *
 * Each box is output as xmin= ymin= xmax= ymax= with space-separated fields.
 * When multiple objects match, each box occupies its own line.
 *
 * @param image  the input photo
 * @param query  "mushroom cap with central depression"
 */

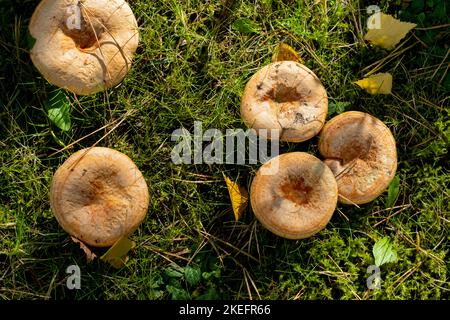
xmin=250 ymin=152 xmax=338 ymax=239
xmin=241 ymin=61 xmax=328 ymax=142
xmin=29 ymin=0 xmax=139 ymax=95
xmin=318 ymin=111 xmax=397 ymax=205
xmin=50 ymin=147 xmax=150 ymax=247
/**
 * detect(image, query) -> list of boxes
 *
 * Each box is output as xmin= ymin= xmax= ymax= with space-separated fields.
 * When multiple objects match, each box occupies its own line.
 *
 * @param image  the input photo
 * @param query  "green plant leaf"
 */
xmin=44 ymin=90 xmax=68 ymax=111
xmin=184 ymin=266 xmax=202 ymax=286
xmin=48 ymin=107 xmax=71 ymax=131
xmin=417 ymin=12 xmax=426 ymax=25
xmin=233 ymin=18 xmax=260 ymax=34
xmin=26 ymin=31 xmax=36 ymax=50
xmin=373 ymin=237 xmax=398 ymax=267
xmin=195 ymin=287 xmax=220 ymax=300
xmin=45 ymin=91 xmax=71 ymax=131
xmin=165 ymin=267 xmax=184 ymax=278
xmin=411 ymin=0 xmax=425 ymax=13
xmin=328 ymin=101 xmax=350 ymax=116
xmin=166 ymin=285 xmax=190 ymax=300
xmin=430 ymin=1 xmax=445 ymax=19
xmin=386 ymin=175 xmax=400 ymax=208
xmin=202 ymin=268 xmax=220 ymax=280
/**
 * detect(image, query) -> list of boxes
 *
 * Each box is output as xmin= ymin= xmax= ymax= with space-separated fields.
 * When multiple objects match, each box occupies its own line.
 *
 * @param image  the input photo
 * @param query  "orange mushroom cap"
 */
xmin=250 ymin=152 xmax=338 ymax=239
xmin=29 ymin=0 xmax=139 ymax=95
xmin=318 ymin=111 xmax=397 ymax=205
xmin=50 ymin=147 xmax=150 ymax=247
xmin=241 ymin=61 xmax=328 ymax=142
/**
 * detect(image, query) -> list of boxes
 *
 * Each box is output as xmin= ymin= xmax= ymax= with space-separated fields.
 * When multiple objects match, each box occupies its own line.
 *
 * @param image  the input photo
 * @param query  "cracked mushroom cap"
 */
xmin=250 ymin=152 xmax=338 ymax=239
xmin=241 ymin=61 xmax=328 ymax=142
xmin=50 ymin=147 xmax=150 ymax=247
xmin=29 ymin=0 xmax=139 ymax=95
xmin=318 ymin=111 xmax=397 ymax=205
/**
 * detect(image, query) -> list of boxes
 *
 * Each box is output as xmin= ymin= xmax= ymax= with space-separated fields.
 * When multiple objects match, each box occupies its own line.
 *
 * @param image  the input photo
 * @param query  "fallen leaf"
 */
xmin=373 ymin=237 xmax=398 ymax=267
xmin=71 ymin=236 xmax=97 ymax=262
xmin=272 ymin=43 xmax=303 ymax=63
xmin=223 ymin=173 xmax=249 ymax=221
xmin=100 ymin=236 xmax=136 ymax=269
xmin=355 ymin=72 xmax=393 ymax=94
xmin=364 ymin=13 xmax=417 ymax=50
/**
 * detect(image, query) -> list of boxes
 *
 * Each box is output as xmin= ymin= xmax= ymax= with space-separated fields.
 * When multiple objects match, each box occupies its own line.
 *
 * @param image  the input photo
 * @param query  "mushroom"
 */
xmin=29 ymin=0 xmax=139 ymax=95
xmin=50 ymin=147 xmax=150 ymax=247
xmin=241 ymin=61 xmax=328 ymax=142
xmin=318 ymin=111 xmax=397 ymax=205
xmin=250 ymin=152 xmax=338 ymax=239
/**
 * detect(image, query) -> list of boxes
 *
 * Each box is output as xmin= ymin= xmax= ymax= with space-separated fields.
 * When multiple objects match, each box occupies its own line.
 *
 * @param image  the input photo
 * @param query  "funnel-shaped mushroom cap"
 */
xmin=50 ymin=147 xmax=150 ymax=247
xmin=250 ymin=152 xmax=338 ymax=239
xmin=319 ymin=111 xmax=397 ymax=205
xmin=241 ymin=61 xmax=328 ymax=142
xmin=29 ymin=0 xmax=139 ymax=95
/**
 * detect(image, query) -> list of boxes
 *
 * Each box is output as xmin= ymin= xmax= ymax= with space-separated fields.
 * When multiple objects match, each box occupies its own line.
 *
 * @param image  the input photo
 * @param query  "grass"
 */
xmin=0 ymin=0 xmax=449 ymax=300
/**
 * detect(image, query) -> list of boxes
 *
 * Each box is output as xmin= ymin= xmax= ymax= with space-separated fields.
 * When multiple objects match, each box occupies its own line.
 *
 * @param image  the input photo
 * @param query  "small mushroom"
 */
xmin=318 ymin=111 xmax=397 ymax=205
xmin=250 ymin=152 xmax=338 ymax=239
xmin=50 ymin=147 xmax=150 ymax=247
xmin=29 ymin=0 xmax=139 ymax=95
xmin=241 ymin=61 xmax=328 ymax=142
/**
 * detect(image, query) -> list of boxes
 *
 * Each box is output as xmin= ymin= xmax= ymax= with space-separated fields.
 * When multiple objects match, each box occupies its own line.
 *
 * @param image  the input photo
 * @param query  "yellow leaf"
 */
xmin=355 ymin=73 xmax=393 ymax=95
xmin=100 ymin=237 xmax=136 ymax=269
xmin=71 ymin=236 xmax=97 ymax=262
xmin=364 ymin=13 xmax=416 ymax=50
xmin=272 ymin=43 xmax=303 ymax=63
xmin=223 ymin=173 xmax=249 ymax=221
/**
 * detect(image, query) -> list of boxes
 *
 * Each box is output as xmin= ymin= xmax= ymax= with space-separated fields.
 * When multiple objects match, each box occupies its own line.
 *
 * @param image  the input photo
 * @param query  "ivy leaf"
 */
xmin=223 ymin=173 xmax=249 ymax=221
xmin=233 ymin=18 xmax=260 ymax=34
xmin=184 ymin=266 xmax=202 ymax=286
xmin=373 ymin=237 xmax=398 ymax=267
xmin=386 ymin=175 xmax=400 ymax=208
xmin=45 ymin=90 xmax=71 ymax=131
